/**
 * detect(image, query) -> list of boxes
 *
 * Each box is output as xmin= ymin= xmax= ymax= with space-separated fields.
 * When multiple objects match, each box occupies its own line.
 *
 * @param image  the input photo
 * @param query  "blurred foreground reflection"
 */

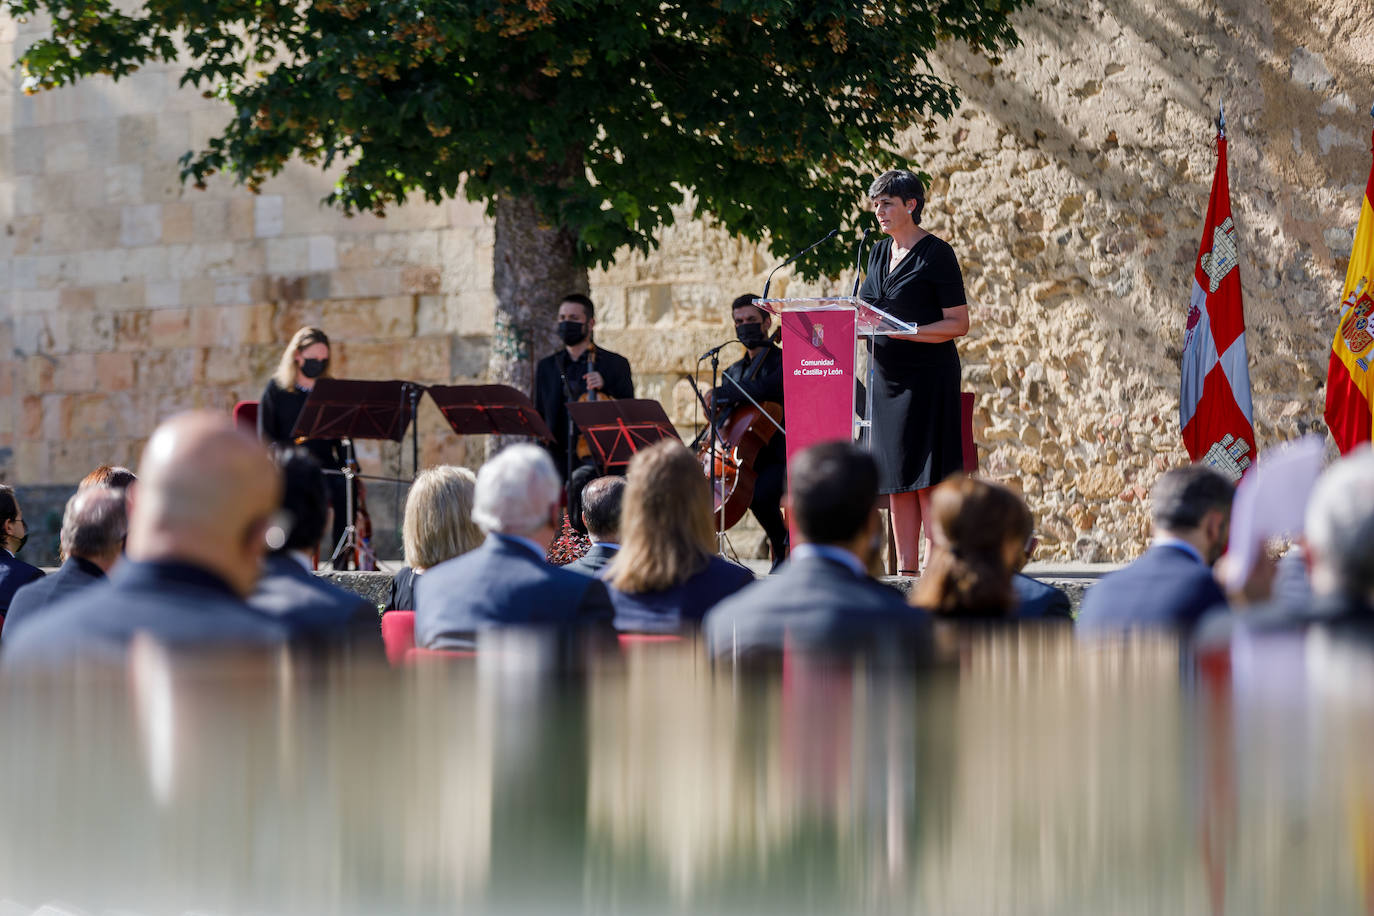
xmin=2 ymin=628 xmax=1373 ymax=913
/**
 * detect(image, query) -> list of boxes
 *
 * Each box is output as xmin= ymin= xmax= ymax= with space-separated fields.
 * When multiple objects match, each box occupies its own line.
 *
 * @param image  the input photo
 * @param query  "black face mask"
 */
xmin=736 ymin=323 xmax=767 ymax=348
xmin=300 ymin=358 xmax=329 ymax=379
xmin=558 ymin=321 xmax=588 ymax=346
xmin=7 ymin=521 xmax=27 ymax=554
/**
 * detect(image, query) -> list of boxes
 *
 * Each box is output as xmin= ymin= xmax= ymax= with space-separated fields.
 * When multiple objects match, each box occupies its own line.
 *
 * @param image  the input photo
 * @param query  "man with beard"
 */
xmin=532 ymin=294 xmax=634 ymax=534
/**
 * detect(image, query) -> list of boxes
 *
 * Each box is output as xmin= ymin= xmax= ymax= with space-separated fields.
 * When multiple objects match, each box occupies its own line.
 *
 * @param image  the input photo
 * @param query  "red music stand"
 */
xmin=426 ymin=384 xmax=554 ymax=442
xmin=567 ymin=399 xmax=681 ymax=472
xmin=291 ymin=378 xmax=416 ymax=443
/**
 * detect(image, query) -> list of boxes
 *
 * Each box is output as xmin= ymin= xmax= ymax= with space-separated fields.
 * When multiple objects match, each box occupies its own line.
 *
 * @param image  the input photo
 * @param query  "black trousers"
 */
xmin=749 ymin=460 xmax=788 ymax=570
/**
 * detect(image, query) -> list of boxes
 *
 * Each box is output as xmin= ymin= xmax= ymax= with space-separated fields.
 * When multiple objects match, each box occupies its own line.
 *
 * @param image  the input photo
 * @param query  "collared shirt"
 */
xmin=791 ymin=543 xmax=867 ymax=578
xmin=588 ymin=541 xmax=621 ymax=551
xmin=289 ymin=551 xmax=314 ymax=572
xmin=1152 ymin=535 xmax=1205 ymax=566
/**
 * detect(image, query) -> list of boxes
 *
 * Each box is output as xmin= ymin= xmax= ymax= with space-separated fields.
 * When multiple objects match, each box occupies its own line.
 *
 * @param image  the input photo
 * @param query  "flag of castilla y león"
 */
xmin=1324 ymin=120 xmax=1374 ymax=453
xmin=1181 ymin=113 xmax=1257 ymax=481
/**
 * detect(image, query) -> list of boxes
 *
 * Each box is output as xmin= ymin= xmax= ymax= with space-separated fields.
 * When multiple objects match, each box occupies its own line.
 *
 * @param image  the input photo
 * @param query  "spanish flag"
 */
xmin=1324 ymin=120 xmax=1374 ymax=453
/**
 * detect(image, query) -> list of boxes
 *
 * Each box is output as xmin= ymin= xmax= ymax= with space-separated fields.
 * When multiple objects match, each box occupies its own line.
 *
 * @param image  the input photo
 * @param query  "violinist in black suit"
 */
xmin=532 ymin=294 xmax=634 ymax=533
xmin=709 ymin=294 xmax=788 ymax=569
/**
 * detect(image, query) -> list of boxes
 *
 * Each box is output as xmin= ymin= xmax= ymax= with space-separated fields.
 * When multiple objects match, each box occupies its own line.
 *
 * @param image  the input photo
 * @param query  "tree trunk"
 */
xmin=487 ymin=194 xmax=588 ymax=395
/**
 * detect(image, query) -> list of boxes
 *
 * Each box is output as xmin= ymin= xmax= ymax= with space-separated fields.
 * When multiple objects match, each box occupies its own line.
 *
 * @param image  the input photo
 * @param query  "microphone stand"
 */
xmin=694 ymin=340 xmax=742 ymax=556
xmin=558 ymin=358 xmax=577 ymax=524
xmin=327 ymin=437 xmax=358 ymax=569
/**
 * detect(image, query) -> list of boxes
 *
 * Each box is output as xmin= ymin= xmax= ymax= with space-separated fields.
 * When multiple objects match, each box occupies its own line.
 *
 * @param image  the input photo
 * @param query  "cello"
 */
xmin=695 ymin=354 xmax=783 ymax=531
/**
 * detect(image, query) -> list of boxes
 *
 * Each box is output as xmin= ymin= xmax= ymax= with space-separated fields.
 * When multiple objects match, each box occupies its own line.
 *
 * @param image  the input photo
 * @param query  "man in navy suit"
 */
xmin=4 ymin=412 xmax=289 ymax=667
xmin=248 ymin=448 xmax=382 ymax=657
xmin=564 ymin=476 xmax=624 ymax=576
xmin=705 ymin=442 xmax=931 ymax=661
xmin=1011 ymin=535 xmax=1072 ymax=620
xmin=4 ymin=485 xmax=127 ymax=639
xmin=416 ymin=444 xmax=615 ymax=651
xmin=0 ymin=485 xmax=45 ymax=618
xmin=1078 ymin=464 xmax=1234 ymax=635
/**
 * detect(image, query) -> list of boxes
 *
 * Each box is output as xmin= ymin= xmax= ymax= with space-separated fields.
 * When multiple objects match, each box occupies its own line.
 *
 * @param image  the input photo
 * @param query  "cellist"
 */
xmin=709 ymin=294 xmax=788 ymax=570
xmin=532 ymin=293 xmax=635 ymax=533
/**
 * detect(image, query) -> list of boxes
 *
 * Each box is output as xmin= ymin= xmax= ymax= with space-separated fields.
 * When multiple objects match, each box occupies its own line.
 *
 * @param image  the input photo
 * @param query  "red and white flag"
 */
xmin=1181 ymin=109 xmax=1256 ymax=480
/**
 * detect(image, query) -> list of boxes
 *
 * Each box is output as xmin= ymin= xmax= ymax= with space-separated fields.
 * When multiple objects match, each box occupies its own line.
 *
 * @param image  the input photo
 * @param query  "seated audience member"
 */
xmin=248 ymin=448 xmax=383 ymax=654
xmin=386 ymin=465 xmax=482 ymax=611
xmin=3 ymin=412 xmax=289 ymax=666
xmin=912 ymin=476 xmax=1035 ymax=618
xmin=1077 ymin=464 xmax=1233 ymax=635
xmin=1197 ymin=446 xmax=1374 ymax=646
xmin=79 ymin=465 xmax=137 ymax=492
xmin=602 ymin=440 xmax=754 ymax=634
xmin=563 ymin=476 xmax=625 ymax=576
xmin=3 ymin=486 xmax=127 ymax=639
xmin=1012 ymin=534 xmax=1073 ymax=620
xmin=415 ymin=444 xmax=614 ymax=650
xmin=0 ymin=485 xmax=44 ymax=617
xmin=705 ymin=442 xmax=930 ymax=659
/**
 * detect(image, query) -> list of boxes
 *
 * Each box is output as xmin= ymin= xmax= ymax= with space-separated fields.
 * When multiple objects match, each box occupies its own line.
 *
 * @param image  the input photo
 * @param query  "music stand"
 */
xmin=566 ymin=399 xmax=681 ymax=473
xmin=427 ymin=384 xmax=554 ymax=442
xmin=292 ymin=378 xmax=418 ymax=569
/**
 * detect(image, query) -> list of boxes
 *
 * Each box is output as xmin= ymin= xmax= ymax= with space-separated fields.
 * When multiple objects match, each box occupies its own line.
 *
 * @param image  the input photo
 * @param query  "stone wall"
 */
xmin=2 ymin=0 xmax=1372 ymax=562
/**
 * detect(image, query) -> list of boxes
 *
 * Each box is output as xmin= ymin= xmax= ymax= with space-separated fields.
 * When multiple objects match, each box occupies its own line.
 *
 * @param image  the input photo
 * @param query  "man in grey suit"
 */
xmin=4 ymin=485 xmax=127 ymax=639
xmin=705 ymin=442 xmax=930 ymax=661
xmin=564 ymin=476 xmax=625 ymax=576
xmin=416 ymin=444 xmax=615 ymax=651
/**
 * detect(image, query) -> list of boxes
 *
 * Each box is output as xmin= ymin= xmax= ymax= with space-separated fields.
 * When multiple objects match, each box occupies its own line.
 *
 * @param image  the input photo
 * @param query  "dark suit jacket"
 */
xmin=248 ymin=553 xmax=383 ymax=656
xmin=0 ymin=551 xmax=45 ymax=614
xmin=532 ymin=345 xmax=634 ymax=477
xmin=1077 ymin=544 xmax=1224 ymax=634
xmin=607 ymin=555 xmax=754 ymax=634
xmin=3 ymin=556 xmax=105 ymax=639
xmin=2 ymin=560 xmax=289 ymax=667
xmin=564 ymin=543 xmax=619 ymax=577
xmin=415 ymin=534 xmax=615 ymax=650
xmin=704 ymin=553 xmax=932 ymax=660
xmin=1012 ymin=572 xmax=1073 ymax=620
xmin=1195 ymin=592 xmax=1374 ymax=651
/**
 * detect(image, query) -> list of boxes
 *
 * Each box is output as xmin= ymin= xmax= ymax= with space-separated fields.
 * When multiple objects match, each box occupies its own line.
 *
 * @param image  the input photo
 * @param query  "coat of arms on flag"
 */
xmin=1180 ymin=106 xmax=1257 ymax=480
xmin=1324 ymin=107 xmax=1374 ymax=452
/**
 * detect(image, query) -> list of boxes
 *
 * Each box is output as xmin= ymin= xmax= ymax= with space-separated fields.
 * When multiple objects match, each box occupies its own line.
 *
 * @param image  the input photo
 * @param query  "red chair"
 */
xmin=961 ymin=391 xmax=978 ymax=472
xmin=380 ymin=611 xmax=416 ymax=666
xmin=404 ymin=647 xmax=478 ymax=663
xmin=233 ymin=400 xmax=259 ymax=436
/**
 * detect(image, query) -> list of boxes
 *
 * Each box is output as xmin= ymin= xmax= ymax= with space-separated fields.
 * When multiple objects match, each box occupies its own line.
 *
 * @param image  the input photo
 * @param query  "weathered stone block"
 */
xmin=93 ymin=352 xmax=136 ymax=391
xmin=323 ymin=296 xmax=417 ymax=341
xmin=147 ymin=308 xmax=192 ymax=348
xmin=255 ymin=196 xmax=284 ymax=238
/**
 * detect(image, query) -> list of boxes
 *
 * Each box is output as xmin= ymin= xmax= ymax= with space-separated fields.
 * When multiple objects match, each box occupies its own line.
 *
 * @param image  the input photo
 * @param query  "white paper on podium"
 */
xmin=1224 ymin=434 xmax=1326 ymax=591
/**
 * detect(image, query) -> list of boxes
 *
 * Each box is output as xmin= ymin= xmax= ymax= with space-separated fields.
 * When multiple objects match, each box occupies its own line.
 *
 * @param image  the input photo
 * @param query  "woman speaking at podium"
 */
xmin=858 ymin=169 xmax=970 ymax=575
xmin=258 ymin=326 xmax=352 ymax=565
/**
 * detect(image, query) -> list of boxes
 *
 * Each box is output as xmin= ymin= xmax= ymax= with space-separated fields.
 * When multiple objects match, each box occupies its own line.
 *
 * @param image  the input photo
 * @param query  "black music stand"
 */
xmin=427 ymin=385 xmax=554 ymax=442
xmin=567 ymin=399 xmax=681 ymax=473
xmin=292 ymin=378 xmax=419 ymax=568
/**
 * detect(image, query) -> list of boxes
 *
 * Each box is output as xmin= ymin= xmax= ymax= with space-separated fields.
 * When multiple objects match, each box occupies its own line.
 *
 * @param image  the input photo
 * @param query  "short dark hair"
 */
xmin=0 ymin=485 xmax=18 ymax=526
xmin=790 ymin=442 xmax=879 ymax=544
xmin=276 ymin=447 xmax=329 ymax=553
xmin=61 ymin=486 xmax=127 ymax=559
xmin=581 ymin=475 xmax=626 ymax=540
xmin=560 ymin=293 xmax=595 ymax=321
xmin=1150 ymin=465 xmax=1235 ymax=531
xmin=867 ymin=169 xmax=927 ymax=225
xmin=731 ymin=293 xmax=766 ymax=319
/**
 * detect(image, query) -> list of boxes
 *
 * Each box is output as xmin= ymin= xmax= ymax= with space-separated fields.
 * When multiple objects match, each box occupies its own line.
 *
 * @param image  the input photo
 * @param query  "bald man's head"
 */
xmin=128 ymin=411 xmax=282 ymax=596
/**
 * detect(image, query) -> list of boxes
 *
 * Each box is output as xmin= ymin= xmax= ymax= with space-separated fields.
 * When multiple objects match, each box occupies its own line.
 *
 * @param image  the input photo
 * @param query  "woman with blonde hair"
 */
xmin=602 ymin=440 xmax=754 ymax=633
xmin=912 ymin=476 xmax=1033 ymax=617
xmin=258 ymin=327 xmax=353 ymax=563
xmin=385 ymin=465 xmax=482 ymax=611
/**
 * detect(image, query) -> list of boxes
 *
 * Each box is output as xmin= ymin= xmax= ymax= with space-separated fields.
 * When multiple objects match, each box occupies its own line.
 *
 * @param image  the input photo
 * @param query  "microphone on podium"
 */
xmin=760 ymin=228 xmax=841 ymax=300
xmin=849 ymin=228 xmax=872 ymax=297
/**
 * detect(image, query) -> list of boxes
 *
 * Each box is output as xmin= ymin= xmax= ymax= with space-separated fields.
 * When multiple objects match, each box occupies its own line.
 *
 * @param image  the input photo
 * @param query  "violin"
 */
xmin=574 ymin=343 xmax=614 ymax=462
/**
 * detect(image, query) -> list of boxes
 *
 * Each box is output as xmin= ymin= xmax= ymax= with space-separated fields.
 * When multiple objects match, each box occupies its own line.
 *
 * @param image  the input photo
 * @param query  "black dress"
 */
xmin=858 ymin=234 xmax=967 ymax=494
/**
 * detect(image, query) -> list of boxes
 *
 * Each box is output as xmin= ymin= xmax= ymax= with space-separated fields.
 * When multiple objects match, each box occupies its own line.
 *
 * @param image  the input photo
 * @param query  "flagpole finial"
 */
xmin=1217 ymin=99 xmax=1226 ymax=138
